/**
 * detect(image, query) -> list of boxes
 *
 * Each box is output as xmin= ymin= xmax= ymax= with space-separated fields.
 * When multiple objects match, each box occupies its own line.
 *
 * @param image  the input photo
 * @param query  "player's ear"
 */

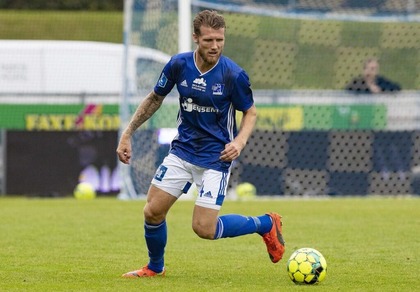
xmin=192 ymin=33 xmax=198 ymax=44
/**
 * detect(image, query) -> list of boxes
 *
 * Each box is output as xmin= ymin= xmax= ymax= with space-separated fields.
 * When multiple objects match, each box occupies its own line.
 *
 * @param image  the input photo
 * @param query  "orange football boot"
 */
xmin=262 ymin=212 xmax=285 ymax=263
xmin=122 ymin=266 xmax=165 ymax=278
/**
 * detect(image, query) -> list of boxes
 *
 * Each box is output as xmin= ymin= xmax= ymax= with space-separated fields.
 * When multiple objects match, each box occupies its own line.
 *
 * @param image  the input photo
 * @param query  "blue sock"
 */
xmin=213 ymin=214 xmax=272 ymax=239
xmin=144 ymin=220 xmax=166 ymax=273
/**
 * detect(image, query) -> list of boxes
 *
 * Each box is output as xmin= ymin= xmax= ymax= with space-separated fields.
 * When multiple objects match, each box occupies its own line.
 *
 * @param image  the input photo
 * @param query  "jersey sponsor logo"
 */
xmin=193 ymin=77 xmax=206 ymax=86
xmin=212 ymin=83 xmax=224 ymax=95
xmin=180 ymin=80 xmax=188 ymax=87
xmin=192 ymin=77 xmax=207 ymax=92
xmin=157 ymin=73 xmax=168 ymax=88
xmin=181 ymin=97 xmax=219 ymax=113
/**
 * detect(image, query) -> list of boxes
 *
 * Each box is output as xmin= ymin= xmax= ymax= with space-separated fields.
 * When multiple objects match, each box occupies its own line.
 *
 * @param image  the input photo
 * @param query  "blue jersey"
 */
xmin=153 ymin=51 xmax=254 ymax=172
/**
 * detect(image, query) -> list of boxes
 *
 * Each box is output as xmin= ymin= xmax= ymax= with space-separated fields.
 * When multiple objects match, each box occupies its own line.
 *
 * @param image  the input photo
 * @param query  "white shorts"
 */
xmin=151 ymin=153 xmax=230 ymax=210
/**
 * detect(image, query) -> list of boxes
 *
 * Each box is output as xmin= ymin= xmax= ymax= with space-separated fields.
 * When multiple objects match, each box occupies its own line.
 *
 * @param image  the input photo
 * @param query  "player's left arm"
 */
xmin=220 ymin=104 xmax=257 ymax=162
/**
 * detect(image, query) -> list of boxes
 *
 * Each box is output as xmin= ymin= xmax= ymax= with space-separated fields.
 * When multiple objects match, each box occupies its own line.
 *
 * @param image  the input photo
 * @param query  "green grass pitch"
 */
xmin=0 ymin=196 xmax=419 ymax=291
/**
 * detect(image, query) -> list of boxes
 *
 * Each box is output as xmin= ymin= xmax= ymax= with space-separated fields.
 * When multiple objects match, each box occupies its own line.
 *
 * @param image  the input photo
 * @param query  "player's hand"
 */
xmin=220 ymin=142 xmax=242 ymax=162
xmin=116 ymin=134 xmax=132 ymax=164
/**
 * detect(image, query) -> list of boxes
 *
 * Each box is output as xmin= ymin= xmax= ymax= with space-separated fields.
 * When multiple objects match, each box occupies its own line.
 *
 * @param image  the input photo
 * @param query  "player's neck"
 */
xmin=194 ymin=50 xmax=218 ymax=74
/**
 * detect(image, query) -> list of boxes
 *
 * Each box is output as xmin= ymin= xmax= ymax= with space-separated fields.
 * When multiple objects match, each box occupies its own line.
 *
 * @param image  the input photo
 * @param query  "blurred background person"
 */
xmin=345 ymin=58 xmax=401 ymax=94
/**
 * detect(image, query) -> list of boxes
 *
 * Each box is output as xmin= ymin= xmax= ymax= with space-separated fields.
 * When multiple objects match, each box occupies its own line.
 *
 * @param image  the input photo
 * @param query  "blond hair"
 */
xmin=193 ymin=10 xmax=226 ymax=36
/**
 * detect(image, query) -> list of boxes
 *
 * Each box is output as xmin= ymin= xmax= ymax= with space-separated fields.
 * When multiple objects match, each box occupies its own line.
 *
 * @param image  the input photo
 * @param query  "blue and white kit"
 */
xmin=154 ymin=51 xmax=254 ymax=172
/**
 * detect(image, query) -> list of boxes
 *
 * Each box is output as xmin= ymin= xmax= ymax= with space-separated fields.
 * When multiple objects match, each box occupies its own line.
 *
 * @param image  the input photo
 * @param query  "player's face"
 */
xmin=194 ymin=26 xmax=225 ymax=69
xmin=364 ymin=61 xmax=379 ymax=78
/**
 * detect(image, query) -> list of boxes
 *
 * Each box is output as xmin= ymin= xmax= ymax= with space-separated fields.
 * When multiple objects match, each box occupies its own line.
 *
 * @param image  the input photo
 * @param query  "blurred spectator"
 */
xmin=345 ymin=59 xmax=404 ymax=183
xmin=345 ymin=58 xmax=401 ymax=94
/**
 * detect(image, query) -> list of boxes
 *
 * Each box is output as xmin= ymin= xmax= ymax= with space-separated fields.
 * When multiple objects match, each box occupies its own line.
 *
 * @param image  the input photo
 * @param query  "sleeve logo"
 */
xmin=157 ymin=73 xmax=168 ymax=88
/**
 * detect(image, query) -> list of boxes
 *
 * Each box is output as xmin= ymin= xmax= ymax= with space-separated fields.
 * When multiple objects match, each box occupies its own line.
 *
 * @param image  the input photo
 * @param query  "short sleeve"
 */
xmin=153 ymin=59 xmax=176 ymax=96
xmin=231 ymin=70 xmax=254 ymax=112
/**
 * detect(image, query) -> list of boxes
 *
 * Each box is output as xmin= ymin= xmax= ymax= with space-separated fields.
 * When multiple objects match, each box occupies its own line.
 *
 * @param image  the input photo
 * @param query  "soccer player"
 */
xmin=116 ymin=10 xmax=285 ymax=277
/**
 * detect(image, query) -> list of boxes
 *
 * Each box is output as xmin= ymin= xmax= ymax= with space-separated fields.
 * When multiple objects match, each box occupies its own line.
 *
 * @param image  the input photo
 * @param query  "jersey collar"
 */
xmin=193 ymin=50 xmax=220 ymax=76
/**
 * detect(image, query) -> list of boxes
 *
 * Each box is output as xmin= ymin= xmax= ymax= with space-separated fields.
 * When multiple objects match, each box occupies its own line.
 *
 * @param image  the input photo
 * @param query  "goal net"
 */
xmin=121 ymin=0 xmax=420 ymax=199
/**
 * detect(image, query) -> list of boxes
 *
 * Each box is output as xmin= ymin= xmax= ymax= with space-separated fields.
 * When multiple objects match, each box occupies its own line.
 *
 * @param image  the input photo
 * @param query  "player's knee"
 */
xmin=192 ymin=222 xmax=215 ymax=240
xmin=143 ymin=204 xmax=165 ymax=224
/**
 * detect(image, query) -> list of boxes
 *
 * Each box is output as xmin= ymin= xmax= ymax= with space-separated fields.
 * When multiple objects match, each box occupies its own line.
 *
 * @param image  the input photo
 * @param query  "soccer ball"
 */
xmin=73 ymin=182 xmax=96 ymax=200
xmin=287 ymin=247 xmax=327 ymax=284
xmin=235 ymin=182 xmax=256 ymax=200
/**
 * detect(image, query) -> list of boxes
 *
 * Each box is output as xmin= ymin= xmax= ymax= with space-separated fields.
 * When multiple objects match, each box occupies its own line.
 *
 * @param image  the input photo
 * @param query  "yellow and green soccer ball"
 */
xmin=287 ymin=247 xmax=327 ymax=285
xmin=235 ymin=182 xmax=256 ymax=200
xmin=73 ymin=182 xmax=96 ymax=200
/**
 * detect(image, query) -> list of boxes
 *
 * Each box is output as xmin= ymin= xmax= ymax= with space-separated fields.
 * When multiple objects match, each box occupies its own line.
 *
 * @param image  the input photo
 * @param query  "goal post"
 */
xmin=119 ymin=0 xmax=175 ymax=199
xmin=178 ymin=0 xmax=192 ymax=53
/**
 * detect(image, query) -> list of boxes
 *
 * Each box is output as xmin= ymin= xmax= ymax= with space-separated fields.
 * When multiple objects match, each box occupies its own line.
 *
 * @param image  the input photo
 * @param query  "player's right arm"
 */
xmin=116 ymin=90 xmax=165 ymax=164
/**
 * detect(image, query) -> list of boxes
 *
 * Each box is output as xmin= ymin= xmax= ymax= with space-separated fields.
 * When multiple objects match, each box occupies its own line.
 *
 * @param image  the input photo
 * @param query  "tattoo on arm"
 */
xmin=126 ymin=91 xmax=164 ymax=135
